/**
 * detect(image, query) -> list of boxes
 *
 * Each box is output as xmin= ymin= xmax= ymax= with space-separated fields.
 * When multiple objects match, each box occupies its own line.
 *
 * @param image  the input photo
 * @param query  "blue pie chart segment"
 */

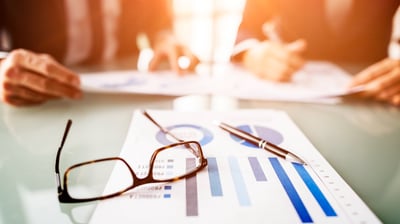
xmin=156 ymin=124 xmax=213 ymax=146
xmin=231 ymin=125 xmax=284 ymax=148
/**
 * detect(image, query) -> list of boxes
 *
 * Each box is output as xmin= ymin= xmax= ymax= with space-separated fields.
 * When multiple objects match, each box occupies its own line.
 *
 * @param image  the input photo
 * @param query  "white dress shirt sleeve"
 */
xmin=389 ymin=6 xmax=400 ymax=59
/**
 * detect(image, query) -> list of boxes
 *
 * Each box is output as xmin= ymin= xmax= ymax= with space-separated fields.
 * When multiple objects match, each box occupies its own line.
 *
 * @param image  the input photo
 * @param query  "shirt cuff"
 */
xmin=389 ymin=38 xmax=400 ymax=60
xmin=0 ymin=51 xmax=8 ymax=59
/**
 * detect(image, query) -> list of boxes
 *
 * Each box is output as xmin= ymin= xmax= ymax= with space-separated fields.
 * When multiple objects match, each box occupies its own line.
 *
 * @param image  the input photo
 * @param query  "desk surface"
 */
xmin=1 ymin=63 xmax=400 ymax=224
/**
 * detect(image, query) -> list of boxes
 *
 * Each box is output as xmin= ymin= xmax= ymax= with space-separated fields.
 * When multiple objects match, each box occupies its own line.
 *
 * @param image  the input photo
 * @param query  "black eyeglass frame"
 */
xmin=55 ymin=119 xmax=208 ymax=203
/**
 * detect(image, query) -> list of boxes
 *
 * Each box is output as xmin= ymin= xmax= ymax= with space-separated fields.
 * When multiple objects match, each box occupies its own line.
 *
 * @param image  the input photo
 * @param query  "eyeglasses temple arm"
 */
xmin=55 ymin=119 xmax=72 ymax=193
xmin=142 ymin=110 xmax=202 ymax=157
xmin=142 ymin=110 xmax=184 ymax=142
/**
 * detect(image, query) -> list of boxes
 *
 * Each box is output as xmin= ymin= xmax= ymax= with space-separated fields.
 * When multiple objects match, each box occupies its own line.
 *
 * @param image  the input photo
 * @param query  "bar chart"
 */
xmin=90 ymin=110 xmax=381 ymax=224
xmin=183 ymin=155 xmax=339 ymax=223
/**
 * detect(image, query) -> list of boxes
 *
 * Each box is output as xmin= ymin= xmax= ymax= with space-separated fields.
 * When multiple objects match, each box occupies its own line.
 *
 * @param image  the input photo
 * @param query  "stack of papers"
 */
xmin=89 ymin=109 xmax=380 ymax=223
xmin=80 ymin=61 xmax=362 ymax=104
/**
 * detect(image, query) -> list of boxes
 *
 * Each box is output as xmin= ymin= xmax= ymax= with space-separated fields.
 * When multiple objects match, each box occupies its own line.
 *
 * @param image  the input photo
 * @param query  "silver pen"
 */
xmin=216 ymin=121 xmax=306 ymax=165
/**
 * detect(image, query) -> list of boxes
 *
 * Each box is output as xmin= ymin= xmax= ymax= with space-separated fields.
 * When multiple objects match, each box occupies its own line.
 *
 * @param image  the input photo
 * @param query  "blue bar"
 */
xmin=228 ymin=156 xmax=251 ymax=206
xmin=163 ymin=185 xmax=172 ymax=199
xmin=163 ymin=194 xmax=171 ymax=198
xmin=248 ymin=157 xmax=267 ymax=181
xmin=207 ymin=157 xmax=223 ymax=196
xmin=269 ymin=158 xmax=313 ymax=223
xmin=293 ymin=163 xmax=337 ymax=217
xmin=186 ymin=158 xmax=198 ymax=216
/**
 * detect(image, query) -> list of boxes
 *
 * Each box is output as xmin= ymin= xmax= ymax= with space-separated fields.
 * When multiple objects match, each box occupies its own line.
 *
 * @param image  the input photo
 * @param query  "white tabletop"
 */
xmin=0 ymin=61 xmax=399 ymax=223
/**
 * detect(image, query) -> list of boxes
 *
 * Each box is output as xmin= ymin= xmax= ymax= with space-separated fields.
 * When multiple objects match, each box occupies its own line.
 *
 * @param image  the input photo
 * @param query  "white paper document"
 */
xmin=89 ymin=109 xmax=380 ymax=224
xmin=80 ymin=61 xmax=362 ymax=103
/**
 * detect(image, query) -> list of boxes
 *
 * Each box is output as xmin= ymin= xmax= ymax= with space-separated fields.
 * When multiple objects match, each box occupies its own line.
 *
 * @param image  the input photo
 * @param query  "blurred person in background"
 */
xmin=0 ymin=0 xmax=197 ymax=106
xmin=233 ymin=0 xmax=400 ymax=106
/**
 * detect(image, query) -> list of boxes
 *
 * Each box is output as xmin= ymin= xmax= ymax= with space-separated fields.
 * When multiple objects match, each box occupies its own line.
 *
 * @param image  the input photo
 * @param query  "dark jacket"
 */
xmin=238 ymin=0 xmax=400 ymax=63
xmin=0 ymin=0 xmax=172 ymax=63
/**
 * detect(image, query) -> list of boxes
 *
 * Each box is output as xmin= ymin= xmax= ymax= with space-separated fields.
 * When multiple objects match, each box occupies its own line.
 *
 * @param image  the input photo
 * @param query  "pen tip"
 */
xmin=286 ymin=153 xmax=307 ymax=165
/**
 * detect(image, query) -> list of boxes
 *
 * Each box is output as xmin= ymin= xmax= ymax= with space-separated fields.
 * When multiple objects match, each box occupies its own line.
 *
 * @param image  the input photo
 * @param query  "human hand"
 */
xmin=242 ymin=39 xmax=307 ymax=82
xmin=0 ymin=49 xmax=82 ymax=106
xmin=148 ymin=32 xmax=199 ymax=74
xmin=349 ymin=58 xmax=400 ymax=106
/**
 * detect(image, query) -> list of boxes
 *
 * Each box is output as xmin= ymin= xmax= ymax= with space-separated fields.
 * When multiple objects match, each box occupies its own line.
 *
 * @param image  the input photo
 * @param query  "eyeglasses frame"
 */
xmin=55 ymin=119 xmax=207 ymax=203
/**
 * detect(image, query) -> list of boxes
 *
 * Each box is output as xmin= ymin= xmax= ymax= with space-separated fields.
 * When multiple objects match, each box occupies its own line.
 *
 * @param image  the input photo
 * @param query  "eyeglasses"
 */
xmin=55 ymin=111 xmax=208 ymax=203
